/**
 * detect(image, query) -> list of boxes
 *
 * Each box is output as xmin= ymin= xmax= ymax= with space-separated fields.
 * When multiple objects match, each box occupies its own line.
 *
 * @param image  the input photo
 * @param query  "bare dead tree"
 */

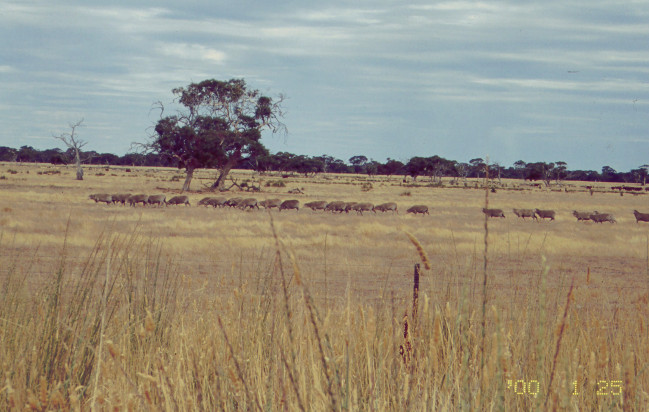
xmin=54 ymin=119 xmax=86 ymax=180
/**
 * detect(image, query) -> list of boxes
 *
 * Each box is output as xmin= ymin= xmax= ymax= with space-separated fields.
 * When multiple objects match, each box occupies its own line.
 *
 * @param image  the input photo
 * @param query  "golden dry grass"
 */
xmin=0 ymin=162 xmax=647 ymax=410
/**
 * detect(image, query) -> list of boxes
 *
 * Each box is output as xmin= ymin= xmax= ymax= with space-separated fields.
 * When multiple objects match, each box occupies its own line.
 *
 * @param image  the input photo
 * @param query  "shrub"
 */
xmin=361 ymin=182 xmax=373 ymax=192
xmin=265 ymin=180 xmax=286 ymax=188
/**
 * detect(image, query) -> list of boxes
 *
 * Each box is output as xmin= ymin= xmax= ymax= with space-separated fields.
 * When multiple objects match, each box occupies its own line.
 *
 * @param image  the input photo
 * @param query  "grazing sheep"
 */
xmin=89 ymin=193 xmax=113 ymax=204
xmin=238 ymin=198 xmax=259 ymax=210
xmin=407 ymin=205 xmax=429 ymax=215
xmin=304 ymin=200 xmax=329 ymax=211
xmin=482 ymin=208 xmax=505 ymax=218
xmin=512 ymin=208 xmax=537 ymax=220
xmin=111 ymin=193 xmax=130 ymax=205
xmin=590 ymin=212 xmax=616 ymax=223
xmin=279 ymin=199 xmax=300 ymax=212
xmin=259 ymin=199 xmax=281 ymax=209
xmin=572 ymin=210 xmax=593 ymax=221
xmin=209 ymin=197 xmax=228 ymax=207
xmin=147 ymin=194 xmax=166 ymax=207
xmin=198 ymin=197 xmax=227 ymax=207
xmin=351 ymin=202 xmax=375 ymax=215
xmin=127 ymin=194 xmax=148 ymax=207
xmin=633 ymin=210 xmax=649 ymax=223
xmin=373 ymin=202 xmax=398 ymax=214
xmin=325 ymin=201 xmax=346 ymax=213
xmin=225 ymin=197 xmax=244 ymax=208
xmin=198 ymin=197 xmax=215 ymax=207
xmin=344 ymin=202 xmax=358 ymax=214
xmin=167 ymin=195 xmax=190 ymax=206
xmin=534 ymin=209 xmax=555 ymax=221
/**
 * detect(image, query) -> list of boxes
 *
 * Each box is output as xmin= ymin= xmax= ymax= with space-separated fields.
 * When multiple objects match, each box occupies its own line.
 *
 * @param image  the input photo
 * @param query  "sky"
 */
xmin=1 ymin=0 xmax=648 ymax=172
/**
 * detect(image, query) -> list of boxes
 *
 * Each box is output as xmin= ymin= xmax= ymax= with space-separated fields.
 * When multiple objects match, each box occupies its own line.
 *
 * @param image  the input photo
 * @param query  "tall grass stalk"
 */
xmin=91 ymin=241 xmax=110 ymax=410
xmin=480 ymin=160 xmax=490 ymax=411
xmin=545 ymin=277 xmax=575 ymax=409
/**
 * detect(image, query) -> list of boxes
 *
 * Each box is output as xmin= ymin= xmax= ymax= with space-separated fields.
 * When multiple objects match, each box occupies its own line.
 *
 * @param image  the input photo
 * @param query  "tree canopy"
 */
xmin=149 ymin=78 xmax=285 ymax=191
xmin=6 ymin=148 xmax=649 ymax=187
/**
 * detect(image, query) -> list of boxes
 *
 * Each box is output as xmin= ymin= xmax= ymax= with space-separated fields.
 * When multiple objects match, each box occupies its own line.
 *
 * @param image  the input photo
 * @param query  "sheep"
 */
xmin=210 ymin=197 xmax=228 ymax=207
xmin=238 ymin=198 xmax=259 ymax=210
xmin=407 ymin=205 xmax=429 ymax=215
xmin=344 ymin=202 xmax=358 ymax=214
xmin=89 ymin=193 xmax=113 ymax=204
xmin=167 ymin=195 xmax=190 ymax=206
xmin=572 ymin=210 xmax=593 ymax=221
xmin=304 ymin=200 xmax=329 ymax=211
xmin=198 ymin=197 xmax=223 ymax=207
xmin=590 ymin=212 xmax=616 ymax=223
xmin=482 ymin=208 xmax=505 ymax=218
xmin=633 ymin=210 xmax=649 ymax=223
xmin=512 ymin=208 xmax=537 ymax=220
xmin=225 ymin=197 xmax=244 ymax=208
xmin=325 ymin=201 xmax=346 ymax=213
xmin=259 ymin=199 xmax=282 ymax=209
xmin=351 ymin=202 xmax=375 ymax=215
xmin=147 ymin=194 xmax=166 ymax=207
xmin=534 ymin=209 xmax=555 ymax=221
xmin=197 ymin=197 xmax=212 ymax=206
xmin=127 ymin=194 xmax=148 ymax=207
xmin=111 ymin=193 xmax=130 ymax=205
xmin=279 ymin=199 xmax=300 ymax=212
xmin=373 ymin=202 xmax=398 ymax=214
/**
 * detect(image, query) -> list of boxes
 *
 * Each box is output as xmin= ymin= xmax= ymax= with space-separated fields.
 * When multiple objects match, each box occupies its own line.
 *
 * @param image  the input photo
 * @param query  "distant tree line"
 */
xmin=2 ymin=144 xmax=649 ymax=185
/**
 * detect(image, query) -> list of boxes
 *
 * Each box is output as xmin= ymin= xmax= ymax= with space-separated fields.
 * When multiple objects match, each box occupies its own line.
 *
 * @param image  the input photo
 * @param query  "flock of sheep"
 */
xmin=89 ymin=193 xmax=649 ymax=223
xmin=483 ymin=208 xmax=649 ymax=223
xmin=88 ymin=193 xmax=430 ymax=215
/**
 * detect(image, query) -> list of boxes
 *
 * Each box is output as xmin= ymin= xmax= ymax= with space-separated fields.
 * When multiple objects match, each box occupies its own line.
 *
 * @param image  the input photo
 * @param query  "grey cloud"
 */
xmin=0 ymin=0 xmax=647 ymax=170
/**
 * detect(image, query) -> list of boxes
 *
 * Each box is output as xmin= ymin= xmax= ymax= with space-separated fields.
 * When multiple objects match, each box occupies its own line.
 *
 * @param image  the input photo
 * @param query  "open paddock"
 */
xmin=0 ymin=162 xmax=647 ymax=410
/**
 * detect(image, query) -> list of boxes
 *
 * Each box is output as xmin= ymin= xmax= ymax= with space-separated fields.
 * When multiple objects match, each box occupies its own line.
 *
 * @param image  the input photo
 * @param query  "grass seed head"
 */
xmin=145 ymin=310 xmax=155 ymax=333
xmin=27 ymin=389 xmax=40 ymax=410
xmin=433 ymin=310 xmax=442 ymax=345
xmin=405 ymin=231 xmax=431 ymax=270
xmin=289 ymin=252 xmax=302 ymax=285
xmin=106 ymin=340 xmax=119 ymax=359
xmin=39 ymin=375 xmax=47 ymax=408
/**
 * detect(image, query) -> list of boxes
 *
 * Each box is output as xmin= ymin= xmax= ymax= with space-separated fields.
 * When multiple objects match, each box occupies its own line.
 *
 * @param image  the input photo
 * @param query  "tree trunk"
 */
xmin=182 ymin=167 xmax=195 ymax=192
xmin=211 ymin=158 xmax=238 ymax=191
xmin=75 ymin=150 xmax=83 ymax=180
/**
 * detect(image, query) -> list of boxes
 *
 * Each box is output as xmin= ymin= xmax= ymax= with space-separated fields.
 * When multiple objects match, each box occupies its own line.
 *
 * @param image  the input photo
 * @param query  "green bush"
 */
xmin=265 ymin=180 xmax=286 ymax=188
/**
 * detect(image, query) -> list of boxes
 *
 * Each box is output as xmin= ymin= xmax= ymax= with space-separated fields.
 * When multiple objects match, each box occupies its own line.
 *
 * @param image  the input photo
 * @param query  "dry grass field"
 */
xmin=0 ymin=162 xmax=647 ymax=410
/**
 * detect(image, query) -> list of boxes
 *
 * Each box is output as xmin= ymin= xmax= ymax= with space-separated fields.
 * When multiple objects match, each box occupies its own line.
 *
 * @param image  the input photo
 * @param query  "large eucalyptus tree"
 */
xmin=150 ymin=78 xmax=285 ymax=191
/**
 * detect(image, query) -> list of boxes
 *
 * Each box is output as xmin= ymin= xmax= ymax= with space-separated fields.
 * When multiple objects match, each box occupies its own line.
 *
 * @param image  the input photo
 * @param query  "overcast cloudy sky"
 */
xmin=1 ymin=0 xmax=647 ymax=171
